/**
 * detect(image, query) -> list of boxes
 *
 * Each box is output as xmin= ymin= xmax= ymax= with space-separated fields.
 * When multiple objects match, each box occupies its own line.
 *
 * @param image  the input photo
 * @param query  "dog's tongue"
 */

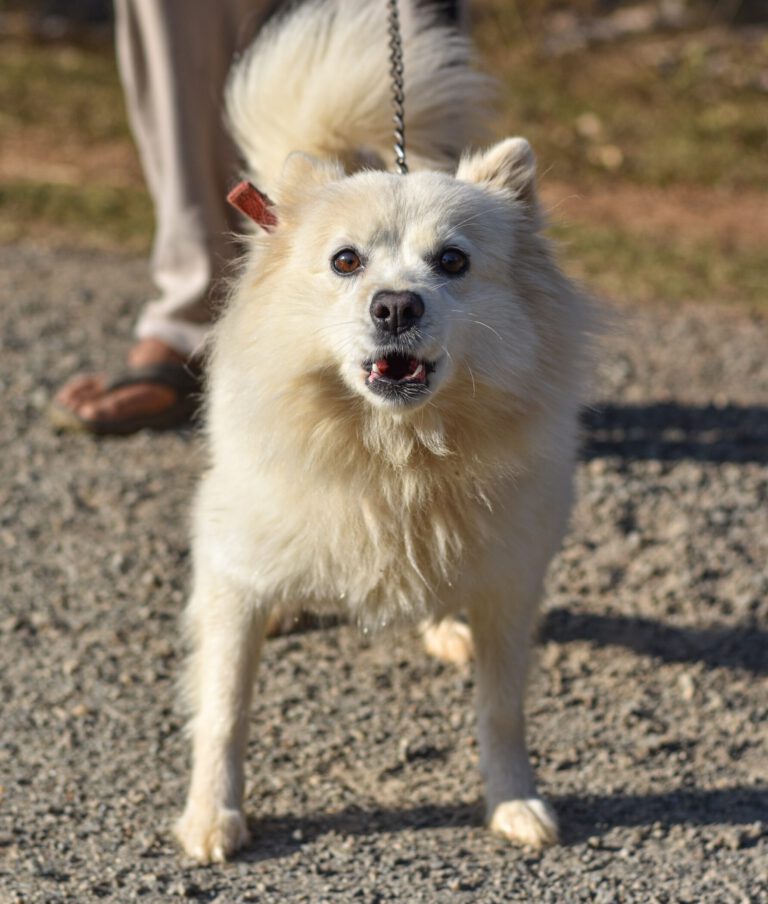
xmin=379 ymin=355 xmax=413 ymax=381
xmin=371 ymin=354 xmax=426 ymax=383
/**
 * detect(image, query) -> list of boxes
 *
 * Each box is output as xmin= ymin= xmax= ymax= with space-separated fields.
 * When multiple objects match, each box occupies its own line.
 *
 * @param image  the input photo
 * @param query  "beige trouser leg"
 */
xmin=114 ymin=0 xmax=278 ymax=357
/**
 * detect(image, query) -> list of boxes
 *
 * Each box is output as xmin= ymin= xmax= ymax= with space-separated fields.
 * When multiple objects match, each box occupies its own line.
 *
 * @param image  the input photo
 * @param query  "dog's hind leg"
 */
xmin=420 ymin=616 xmax=474 ymax=666
xmin=469 ymin=591 xmax=558 ymax=849
xmin=175 ymin=570 xmax=268 ymax=864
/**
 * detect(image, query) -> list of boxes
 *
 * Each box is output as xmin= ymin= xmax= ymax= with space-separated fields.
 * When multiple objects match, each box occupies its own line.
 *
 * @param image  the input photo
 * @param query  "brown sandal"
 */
xmin=48 ymin=362 xmax=203 ymax=436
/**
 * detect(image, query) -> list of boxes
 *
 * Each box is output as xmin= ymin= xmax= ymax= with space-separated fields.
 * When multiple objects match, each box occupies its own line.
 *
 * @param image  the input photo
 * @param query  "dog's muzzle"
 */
xmin=361 ymin=291 xmax=439 ymax=404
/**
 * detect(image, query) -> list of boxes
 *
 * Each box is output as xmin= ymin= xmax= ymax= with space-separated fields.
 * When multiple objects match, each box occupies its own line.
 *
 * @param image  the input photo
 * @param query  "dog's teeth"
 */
xmin=409 ymin=364 xmax=424 ymax=381
xmin=369 ymin=362 xmax=382 ymax=383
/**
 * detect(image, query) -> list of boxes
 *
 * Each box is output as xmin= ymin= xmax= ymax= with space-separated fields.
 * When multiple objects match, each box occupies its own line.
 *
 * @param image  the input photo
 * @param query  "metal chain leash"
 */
xmin=387 ymin=0 xmax=408 ymax=174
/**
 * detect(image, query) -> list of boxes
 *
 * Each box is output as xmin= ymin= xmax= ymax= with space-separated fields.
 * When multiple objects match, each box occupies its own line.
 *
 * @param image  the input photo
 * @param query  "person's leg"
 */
xmin=122 ymin=0 xmax=265 ymax=357
xmin=54 ymin=0 xmax=273 ymax=432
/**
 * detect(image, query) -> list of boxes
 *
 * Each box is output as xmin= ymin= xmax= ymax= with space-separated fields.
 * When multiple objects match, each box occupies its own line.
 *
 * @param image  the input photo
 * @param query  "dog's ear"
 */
xmin=280 ymin=151 xmax=345 ymax=193
xmin=456 ymin=137 xmax=537 ymax=210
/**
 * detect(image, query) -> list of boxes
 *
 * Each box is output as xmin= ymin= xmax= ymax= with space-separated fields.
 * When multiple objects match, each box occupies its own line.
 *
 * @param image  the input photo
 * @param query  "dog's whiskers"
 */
xmin=425 ymin=277 xmax=452 ymax=292
xmin=466 ymin=363 xmax=477 ymax=400
xmin=447 ymin=311 xmax=504 ymax=343
xmin=421 ymin=329 xmax=452 ymax=366
xmin=464 ymin=319 xmax=503 ymax=341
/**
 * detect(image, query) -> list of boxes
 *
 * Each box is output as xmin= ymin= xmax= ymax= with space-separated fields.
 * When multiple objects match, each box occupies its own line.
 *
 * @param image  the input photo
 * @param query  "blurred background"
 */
xmin=0 ymin=0 xmax=766 ymax=309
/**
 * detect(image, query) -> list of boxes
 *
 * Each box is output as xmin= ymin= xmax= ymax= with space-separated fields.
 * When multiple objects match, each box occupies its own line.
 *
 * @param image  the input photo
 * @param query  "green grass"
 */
xmin=553 ymin=221 xmax=768 ymax=309
xmin=0 ymin=39 xmax=151 ymax=249
xmin=0 ymin=42 xmax=129 ymax=142
xmin=0 ymin=180 xmax=152 ymax=250
xmin=475 ymin=21 xmax=768 ymax=191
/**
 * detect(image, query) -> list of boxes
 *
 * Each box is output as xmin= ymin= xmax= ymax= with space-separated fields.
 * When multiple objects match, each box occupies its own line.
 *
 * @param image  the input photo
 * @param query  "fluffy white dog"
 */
xmin=175 ymin=0 xmax=591 ymax=863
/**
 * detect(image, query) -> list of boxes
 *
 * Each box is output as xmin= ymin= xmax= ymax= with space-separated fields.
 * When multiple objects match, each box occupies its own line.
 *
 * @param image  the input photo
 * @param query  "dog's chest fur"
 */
xmin=198 ymin=385 xmax=538 ymax=622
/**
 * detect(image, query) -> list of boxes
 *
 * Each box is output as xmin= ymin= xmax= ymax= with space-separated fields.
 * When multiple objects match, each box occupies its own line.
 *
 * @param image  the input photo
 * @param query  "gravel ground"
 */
xmin=1 ymin=245 xmax=766 ymax=903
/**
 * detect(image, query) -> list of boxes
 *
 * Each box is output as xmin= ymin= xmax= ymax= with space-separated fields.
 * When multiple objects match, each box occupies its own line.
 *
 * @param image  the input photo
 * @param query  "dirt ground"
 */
xmin=0 ymin=245 xmax=766 ymax=903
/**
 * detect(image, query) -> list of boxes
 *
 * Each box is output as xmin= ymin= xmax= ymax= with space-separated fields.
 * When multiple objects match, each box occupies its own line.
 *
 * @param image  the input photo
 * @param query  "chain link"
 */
xmin=387 ymin=0 xmax=408 ymax=174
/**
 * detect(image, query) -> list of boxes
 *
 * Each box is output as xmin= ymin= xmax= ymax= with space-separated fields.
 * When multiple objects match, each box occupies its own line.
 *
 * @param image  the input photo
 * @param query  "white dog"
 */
xmin=175 ymin=0 xmax=591 ymax=863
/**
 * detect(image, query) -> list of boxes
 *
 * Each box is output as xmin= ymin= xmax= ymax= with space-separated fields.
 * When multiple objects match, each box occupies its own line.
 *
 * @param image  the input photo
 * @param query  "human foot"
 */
xmin=51 ymin=338 xmax=202 ymax=435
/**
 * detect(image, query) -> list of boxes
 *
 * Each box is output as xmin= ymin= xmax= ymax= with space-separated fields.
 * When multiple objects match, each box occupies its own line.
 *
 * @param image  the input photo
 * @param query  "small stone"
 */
xmin=678 ymin=673 xmax=695 ymax=701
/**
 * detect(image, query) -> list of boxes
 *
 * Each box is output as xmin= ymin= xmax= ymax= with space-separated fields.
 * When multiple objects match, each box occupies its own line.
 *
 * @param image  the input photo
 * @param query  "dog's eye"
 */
xmin=437 ymin=247 xmax=469 ymax=277
xmin=331 ymin=248 xmax=363 ymax=275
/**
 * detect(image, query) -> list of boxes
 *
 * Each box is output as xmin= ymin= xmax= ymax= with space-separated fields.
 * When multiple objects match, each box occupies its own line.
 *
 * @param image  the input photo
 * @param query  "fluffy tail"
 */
xmin=226 ymin=0 xmax=490 ymax=194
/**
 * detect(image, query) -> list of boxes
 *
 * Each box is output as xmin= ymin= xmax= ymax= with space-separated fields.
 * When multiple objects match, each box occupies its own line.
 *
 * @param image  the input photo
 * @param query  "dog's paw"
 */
xmin=489 ymin=798 xmax=559 ymax=848
xmin=174 ymin=804 xmax=250 ymax=864
xmin=421 ymin=617 xmax=474 ymax=666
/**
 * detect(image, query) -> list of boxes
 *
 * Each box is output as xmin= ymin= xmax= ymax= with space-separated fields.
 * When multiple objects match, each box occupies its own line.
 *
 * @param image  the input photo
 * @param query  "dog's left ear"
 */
xmin=456 ymin=137 xmax=538 ymax=211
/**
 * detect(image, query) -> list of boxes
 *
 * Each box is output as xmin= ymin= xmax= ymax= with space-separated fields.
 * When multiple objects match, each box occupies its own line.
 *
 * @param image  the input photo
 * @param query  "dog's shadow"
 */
xmin=239 ymin=785 xmax=767 ymax=860
xmin=541 ymin=609 xmax=767 ymax=675
xmin=573 ymin=399 xmax=768 ymax=677
xmin=241 ymin=802 xmax=479 ymax=862
xmin=581 ymin=401 xmax=768 ymax=464
xmin=556 ymin=787 xmax=768 ymax=845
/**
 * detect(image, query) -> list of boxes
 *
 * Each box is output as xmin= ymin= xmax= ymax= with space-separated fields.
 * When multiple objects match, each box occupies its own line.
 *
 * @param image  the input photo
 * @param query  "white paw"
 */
xmin=489 ymin=798 xmax=559 ymax=848
xmin=174 ymin=804 xmax=250 ymax=864
xmin=421 ymin=617 xmax=474 ymax=666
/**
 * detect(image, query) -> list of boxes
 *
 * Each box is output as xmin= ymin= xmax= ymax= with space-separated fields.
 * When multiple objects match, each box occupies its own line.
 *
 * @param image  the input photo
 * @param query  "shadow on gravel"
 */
xmin=239 ymin=789 xmax=767 ymax=857
xmin=239 ymin=803 xmax=482 ymax=862
xmin=582 ymin=402 xmax=768 ymax=463
xmin=558 ymin=787 xmax=768 ymax=845
xmin=543 ymin=609 xmax=767 ymax=674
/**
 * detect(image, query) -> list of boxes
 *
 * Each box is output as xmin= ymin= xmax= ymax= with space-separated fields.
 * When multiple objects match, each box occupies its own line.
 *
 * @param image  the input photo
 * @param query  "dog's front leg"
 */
xmin=175 ymin=571 xmax=267 ymax=864
xmin=469 ymin=595 xmax=558 ymax=848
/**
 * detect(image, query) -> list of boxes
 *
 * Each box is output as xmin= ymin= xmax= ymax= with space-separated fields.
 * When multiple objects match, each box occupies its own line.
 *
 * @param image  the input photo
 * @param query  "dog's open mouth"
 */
xmin=363 ymin=353 xmax=435 ymax=401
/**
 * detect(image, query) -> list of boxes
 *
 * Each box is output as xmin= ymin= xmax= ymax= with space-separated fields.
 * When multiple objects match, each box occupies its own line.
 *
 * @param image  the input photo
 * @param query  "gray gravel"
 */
xmin=1 ymin=244 xmax=766 ymax=903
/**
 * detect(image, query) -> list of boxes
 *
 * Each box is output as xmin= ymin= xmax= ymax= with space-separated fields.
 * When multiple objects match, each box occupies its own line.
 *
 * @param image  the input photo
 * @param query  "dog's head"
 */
xmin=223 ymin=138 xmax=580 ymax=430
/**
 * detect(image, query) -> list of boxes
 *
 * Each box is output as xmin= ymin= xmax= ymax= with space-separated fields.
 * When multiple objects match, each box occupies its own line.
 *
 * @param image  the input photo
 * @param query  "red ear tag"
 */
xmin=227 ymin=181 xmax=278 ymax=231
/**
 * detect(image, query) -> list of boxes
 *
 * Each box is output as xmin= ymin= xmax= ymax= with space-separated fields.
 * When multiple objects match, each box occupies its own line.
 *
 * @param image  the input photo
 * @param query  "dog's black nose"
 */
xmin=370 ymin=291 xmax=425 ymax=335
